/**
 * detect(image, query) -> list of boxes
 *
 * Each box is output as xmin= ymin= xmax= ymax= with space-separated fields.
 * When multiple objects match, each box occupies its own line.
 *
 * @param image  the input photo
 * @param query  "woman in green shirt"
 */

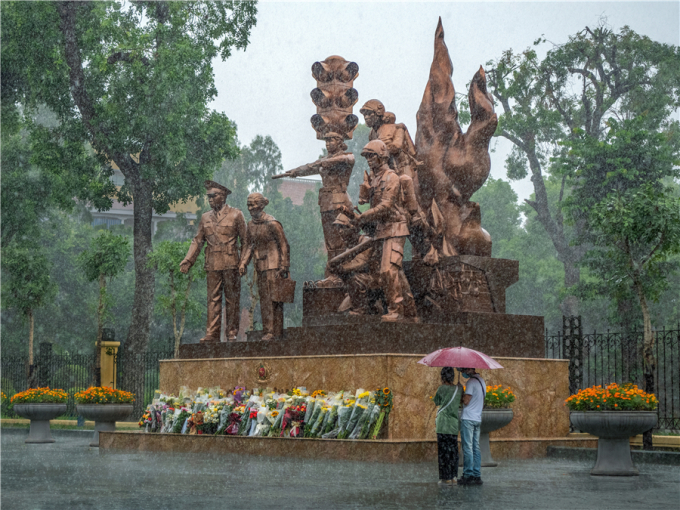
xmin=433 ymin=367 xmax=464 ymax=485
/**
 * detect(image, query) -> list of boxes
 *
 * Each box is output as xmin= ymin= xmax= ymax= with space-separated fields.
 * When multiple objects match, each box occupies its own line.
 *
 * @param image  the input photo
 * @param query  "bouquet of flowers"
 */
xmin=371 ymin=387 xmax=393 ymax=439
xmin=328 ymin=398 xmax=355 ymax=439
xmin=225 ymin=413 xmax=242 ymax=435
xmin=216 ymin=404 xmax=234 ymax=434
xmin=139 ymin=410 xmax=152 ymax=430
xmin=359 ymin=402 xmax=381 ymax=439
xmin=171 ymin=409 xmax=191 ymax=434
xmin=280 ymin=404 xmax=306 ymax=437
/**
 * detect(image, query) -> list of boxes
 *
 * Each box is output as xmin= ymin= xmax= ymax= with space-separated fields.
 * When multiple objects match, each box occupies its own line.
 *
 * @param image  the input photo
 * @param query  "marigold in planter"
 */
xmin=565 ymin=383 xmax=657 ymax=411
xmin=484 ymin=385 xmax=515 ymax=409
xmin=74 ymin=387 xmax=135 ymax=404
xmin=10 ymin=387 xmax=68 ymax=405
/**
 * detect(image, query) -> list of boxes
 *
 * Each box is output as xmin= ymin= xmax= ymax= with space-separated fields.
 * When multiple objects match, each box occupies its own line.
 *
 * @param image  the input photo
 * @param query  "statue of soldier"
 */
xmin=239 ymin=193 xmax=291 ymax=341
xmin=180 ymin=181 xmax=246 ymax=342
xmin=328 ymin=213 xmax=381 ymax=316
xmin=274 ymin=132 xmax=354 ymax=287
xmin=360 ymin=100 xmax=418 ymax=178
xmin=350 ymin=140 xmax=418 ymax=323
xmin=360 ymin=100 xmax=431 ymax=259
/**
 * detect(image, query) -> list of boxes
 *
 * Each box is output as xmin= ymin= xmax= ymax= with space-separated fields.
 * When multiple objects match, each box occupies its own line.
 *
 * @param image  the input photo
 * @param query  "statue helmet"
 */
xmin=361 ymin=139 xmax=389 ymax=159
xmin=359 ymin=99 xmax=385 ymax=117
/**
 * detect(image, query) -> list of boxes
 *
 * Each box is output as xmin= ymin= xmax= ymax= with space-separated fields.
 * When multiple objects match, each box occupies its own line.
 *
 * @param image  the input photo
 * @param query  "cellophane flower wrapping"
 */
xmin=340 ymin=392 xmax=368 ymax=439
xmin=309 ymin=406 xmax=329 ymax=437
xmin=304 ymin=400 xmax=323 ymax=437
xmin=324 ymin=404 xmax=351 ymax=439
xmin=225 ymin=412 xmax=241 ymax=435
xmin=252 ymin=407 xmax=269 ymax=436
xmin=216 ymin=403 xmax=233 ymax=434
xmin=303 ymin=397 xmax=316 ymax=424
xmin=359 ymin=403 xmax=381 ymax=439
xmin=348 ymin=404 xmax=369 ymax=439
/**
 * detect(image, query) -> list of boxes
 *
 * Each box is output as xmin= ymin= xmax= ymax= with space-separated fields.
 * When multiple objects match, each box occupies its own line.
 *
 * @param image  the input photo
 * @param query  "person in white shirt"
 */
xmin=458 ymin=367 xmax=486 ymax=485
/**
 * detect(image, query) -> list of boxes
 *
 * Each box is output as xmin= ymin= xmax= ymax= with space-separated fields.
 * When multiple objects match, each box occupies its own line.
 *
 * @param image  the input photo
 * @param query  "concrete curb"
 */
xmin=2 ymin=427 xmax=93 ymax=438
xmin=547 ymin=446 xmax=680 ymax=466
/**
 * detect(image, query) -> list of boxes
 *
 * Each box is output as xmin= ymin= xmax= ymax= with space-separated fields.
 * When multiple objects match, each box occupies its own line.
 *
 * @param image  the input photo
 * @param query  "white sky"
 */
xmin=211 ymin=1 xmax=680 ymax=202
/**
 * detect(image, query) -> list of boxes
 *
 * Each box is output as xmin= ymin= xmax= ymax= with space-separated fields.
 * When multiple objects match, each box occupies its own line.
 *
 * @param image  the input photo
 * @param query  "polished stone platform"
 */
xmin=179 ymin=312 xmax=544 ymax=359
xmin=99 ymin=431 xmax=597 ymax=463
xmin=160 ymin=355 xmax=569 ymax=441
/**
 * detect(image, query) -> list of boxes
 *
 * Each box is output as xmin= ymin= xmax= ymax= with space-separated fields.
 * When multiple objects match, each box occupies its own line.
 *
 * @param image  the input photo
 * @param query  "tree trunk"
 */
xmin=28 ymin=309 xmax=36 ymax=388
xmin=95 ymin=274 xmax=105 ymax=387
xmin=121 ymin=181 xmax=155 ymax=397
xmin=175 ymin=274 xmax=193 ymax=358
xmin=560 ymin=260 xmax=581 ymax=317
xmin=632 ymin=271 xmax=655 ymax=451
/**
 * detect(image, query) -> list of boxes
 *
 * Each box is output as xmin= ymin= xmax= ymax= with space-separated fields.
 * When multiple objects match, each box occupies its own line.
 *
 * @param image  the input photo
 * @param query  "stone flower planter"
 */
xmin=480 ymin=408 xmax=514 ymax=467
xmin=570 ymin=411 xmax=658 ymax=476
xmin=77 ymin=404 xmax=133 ymax=447
xmin=13 ymin=403 xmax=67 ymax=443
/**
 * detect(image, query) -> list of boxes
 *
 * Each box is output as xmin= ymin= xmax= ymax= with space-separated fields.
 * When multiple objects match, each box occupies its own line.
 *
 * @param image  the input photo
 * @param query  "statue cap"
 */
xmin=204 ymin=180 xmax=232 ymax=196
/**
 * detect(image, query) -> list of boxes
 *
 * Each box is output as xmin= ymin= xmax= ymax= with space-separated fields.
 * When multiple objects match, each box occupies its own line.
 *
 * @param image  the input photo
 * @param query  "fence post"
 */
xmin=100 ymin=328 xmax=119 ymax=388
xmin=38 ymin=342 xmax=52 ymax=388
xmin=563 ymin=315 xmax=584 ymax=395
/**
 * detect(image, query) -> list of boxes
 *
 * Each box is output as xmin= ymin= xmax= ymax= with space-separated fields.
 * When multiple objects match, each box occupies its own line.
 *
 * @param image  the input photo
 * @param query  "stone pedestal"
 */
xmin=180 ymin=312 xmax=544 ymax=359
xmin=160 ymin=355 xmax=569 ymax=441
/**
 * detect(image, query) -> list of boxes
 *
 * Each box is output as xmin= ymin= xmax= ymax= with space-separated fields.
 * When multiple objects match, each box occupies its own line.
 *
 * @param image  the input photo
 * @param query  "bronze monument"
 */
xmin=180 ymin=20 xmax=542 ymax=359
xmin=239 ymin=193 xmax=293 ymax=341
xmin=180 ymin=180 xmax=246 ymax=342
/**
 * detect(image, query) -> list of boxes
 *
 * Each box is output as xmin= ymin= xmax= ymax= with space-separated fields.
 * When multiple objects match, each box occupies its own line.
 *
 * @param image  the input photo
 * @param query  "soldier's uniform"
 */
xmin=361 ymin=101 xmax=430 ymax=258
xmin=357 ymin=141 xmax=417 ymax=322
xmin=184 ymin=201 xmax=247 ymax=341
xmin=291 ymin=133 xmax=355 ymax=285
xmin=240 ymin=213 xmax=290 ymax=339
xmin=361 ymin=100 xmax=418 ymax=179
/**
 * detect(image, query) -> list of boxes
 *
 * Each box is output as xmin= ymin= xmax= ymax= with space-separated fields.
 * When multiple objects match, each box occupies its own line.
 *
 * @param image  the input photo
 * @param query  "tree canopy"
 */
xmin=2 ymin=1 xmax=258 ymax=356
xmin=486 ymin=23 xmax=680 ymax=316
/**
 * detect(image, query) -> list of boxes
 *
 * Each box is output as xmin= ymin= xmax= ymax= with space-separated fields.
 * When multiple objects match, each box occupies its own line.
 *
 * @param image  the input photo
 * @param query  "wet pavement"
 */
xmin=2 ymin=430 xmax=679 ymax=510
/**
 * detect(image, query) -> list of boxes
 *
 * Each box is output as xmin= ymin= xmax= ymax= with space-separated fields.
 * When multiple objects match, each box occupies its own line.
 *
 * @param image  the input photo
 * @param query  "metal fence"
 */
xmin=546 ymin=318 xmax=680 ymax=431
xmin=1 ymin=343 xmax=173 ymax=421
xmin=115 ymin=350 xmax=173 ymax=419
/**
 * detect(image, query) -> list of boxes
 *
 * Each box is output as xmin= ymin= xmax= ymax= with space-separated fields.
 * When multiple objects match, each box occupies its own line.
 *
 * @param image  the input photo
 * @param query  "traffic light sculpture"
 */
xmin=310 ymin=56 xmax=359 ymax=140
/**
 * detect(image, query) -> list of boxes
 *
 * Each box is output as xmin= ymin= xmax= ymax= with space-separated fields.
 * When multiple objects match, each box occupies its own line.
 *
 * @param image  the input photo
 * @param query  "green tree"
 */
xmin=486 ymin=24 xmax=680 ymax=316
xmin=79 ymin=230 xmax=131 ymax=386
xmin=471 ymin=177 xmax=522 ymax=254
xmin=581 ymin=186 xmax=679 ymax=445
xmin=148 ymin=241 xmax=206 ymax=357
xmin=559 ymin=117 xmax=680 ymax=447
xmin=2 ymin=1 xmax=257 ymax=360
xmin=1 ymin=245 xmax=57 ymax=386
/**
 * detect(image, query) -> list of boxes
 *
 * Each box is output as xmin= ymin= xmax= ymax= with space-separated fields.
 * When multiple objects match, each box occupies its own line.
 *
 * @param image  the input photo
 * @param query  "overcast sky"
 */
xmin=210 ymin=1 xmax=679 ymax=202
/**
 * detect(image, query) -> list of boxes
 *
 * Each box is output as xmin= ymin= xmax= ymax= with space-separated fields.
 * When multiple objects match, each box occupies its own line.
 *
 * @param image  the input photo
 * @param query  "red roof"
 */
xmin=278 ymin=178 xmax=319 ymax=205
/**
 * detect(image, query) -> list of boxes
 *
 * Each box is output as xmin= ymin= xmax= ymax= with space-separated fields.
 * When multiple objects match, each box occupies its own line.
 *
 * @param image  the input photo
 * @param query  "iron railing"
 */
xmin=1 ymin=344 xmax=173 ymax=421
xmin=546 ymin=321 xmax=680 ymax=431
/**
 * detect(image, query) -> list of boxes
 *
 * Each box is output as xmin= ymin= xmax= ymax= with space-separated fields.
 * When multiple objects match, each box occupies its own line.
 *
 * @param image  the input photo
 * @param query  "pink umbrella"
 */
xmin=417 ymin=346 xmax=504 ymax=369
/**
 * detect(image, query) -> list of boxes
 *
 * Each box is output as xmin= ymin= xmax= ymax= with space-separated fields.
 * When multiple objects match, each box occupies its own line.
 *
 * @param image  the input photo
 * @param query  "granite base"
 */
xmin=180 ymin=312 xmax=544 ymax=359
xmin=160 ymin=355 xmax=570 ymax=441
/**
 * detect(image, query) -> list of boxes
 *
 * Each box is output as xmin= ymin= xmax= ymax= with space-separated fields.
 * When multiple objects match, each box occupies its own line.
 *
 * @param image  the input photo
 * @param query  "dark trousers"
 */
xmin=437 ymin=433 xmax=459 ymax=480
xmin=206 ymin=269 xmax=241 ymax=340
